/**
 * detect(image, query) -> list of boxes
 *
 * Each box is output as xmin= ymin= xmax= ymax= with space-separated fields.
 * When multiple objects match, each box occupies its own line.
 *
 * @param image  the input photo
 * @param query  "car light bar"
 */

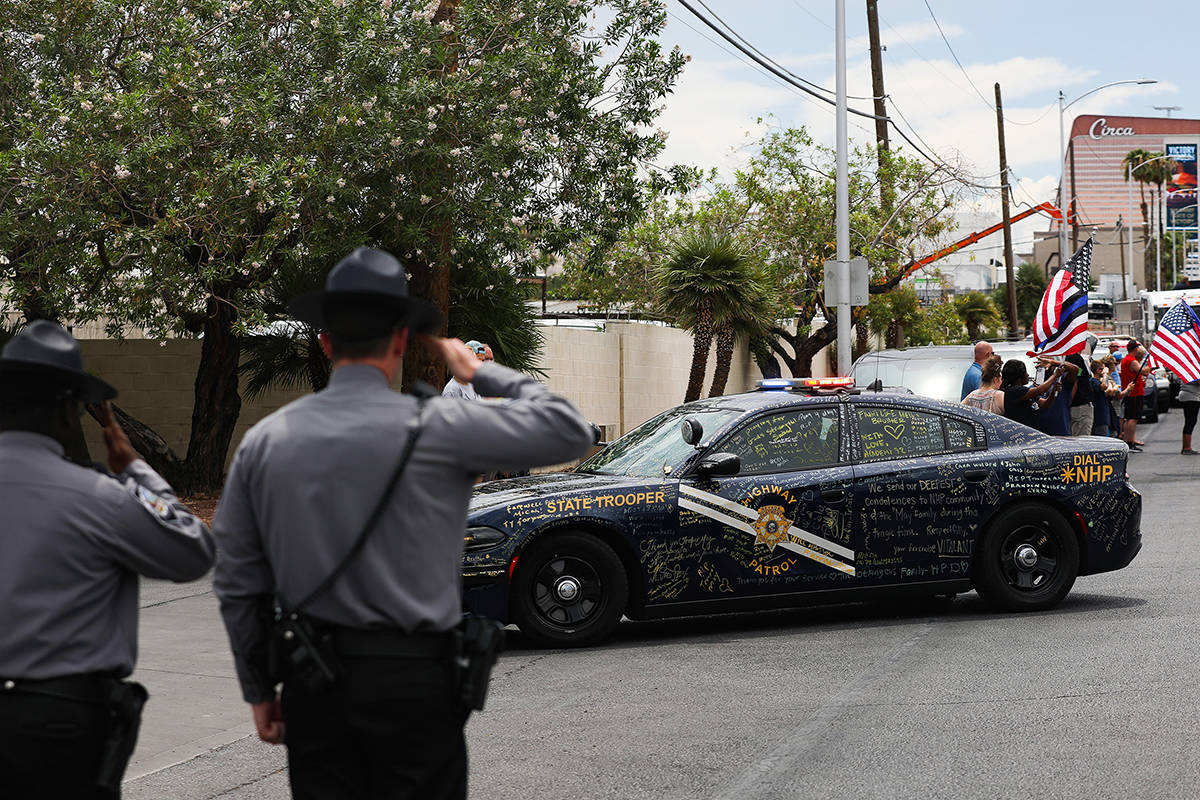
xmin=755 ymin=377 xmax=855 ymax=393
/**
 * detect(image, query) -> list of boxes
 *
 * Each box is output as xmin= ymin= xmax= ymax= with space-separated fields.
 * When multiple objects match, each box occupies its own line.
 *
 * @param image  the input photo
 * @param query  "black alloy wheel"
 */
xmin=973 ymin=503 xmax=1079 ymax=612
xmin=511 ymin=532 xmax=628 ymax=647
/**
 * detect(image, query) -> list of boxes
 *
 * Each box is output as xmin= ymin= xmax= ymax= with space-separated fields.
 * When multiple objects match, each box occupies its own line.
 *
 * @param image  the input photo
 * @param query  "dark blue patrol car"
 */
xmin=462 ymin=378 xmax=1142 ymax=646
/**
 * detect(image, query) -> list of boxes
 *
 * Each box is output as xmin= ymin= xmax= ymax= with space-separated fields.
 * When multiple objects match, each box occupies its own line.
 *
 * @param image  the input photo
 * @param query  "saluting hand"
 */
xmin=425 ymin=336 xmax=481 ymax=384
xmin=98 ymin=401 xmax=138 ymax=474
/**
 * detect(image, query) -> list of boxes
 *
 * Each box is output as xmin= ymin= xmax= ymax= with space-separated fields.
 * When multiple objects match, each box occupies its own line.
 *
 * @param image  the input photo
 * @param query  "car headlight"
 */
xmin=464 ymin=526 xmax=507 ymax=551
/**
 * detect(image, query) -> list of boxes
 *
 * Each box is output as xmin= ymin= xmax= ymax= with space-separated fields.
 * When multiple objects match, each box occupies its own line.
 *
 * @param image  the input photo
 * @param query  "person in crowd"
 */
xmin=999 ymin=358 xmax=1063 ymax=430
xmin=440 ymin=339 xmax=489 ymax=400
xmin=960 ymin=341 xmax=994 ymax=400
xmin=1179 ymin=378 xmax=1200 ymax=455
xmin=0 ymin=321 xmax=215 ymax=798
xmin=1101 ymin=355 xmax=1122 ymax=437
xmin=1119 ymin=341 xmax=1153 ymax=451
xmin=211 ymin=248 xmax=594 ymax=800
xmin=1090 ymin=361 xmax=1114 ymax=436
xmin=1035 ymin=356 xmax=1080 ymax=436
xmin=1066 ymin=353 xmax=1093 ymax=436
xmin=963 ymin=354 xmax=1004 ymax=415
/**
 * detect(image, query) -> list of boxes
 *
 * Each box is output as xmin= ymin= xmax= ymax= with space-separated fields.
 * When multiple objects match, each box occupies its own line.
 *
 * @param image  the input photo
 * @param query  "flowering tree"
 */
xmin=0 ymin=0 xmax=685 ymax=491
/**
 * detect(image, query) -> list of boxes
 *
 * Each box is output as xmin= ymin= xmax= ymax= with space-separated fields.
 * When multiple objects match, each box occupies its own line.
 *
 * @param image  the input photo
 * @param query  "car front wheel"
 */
xmin=511 ymin=532 xmax=628 ymax=647
xmin=973 ymin=504 xmax=1079 ymax=612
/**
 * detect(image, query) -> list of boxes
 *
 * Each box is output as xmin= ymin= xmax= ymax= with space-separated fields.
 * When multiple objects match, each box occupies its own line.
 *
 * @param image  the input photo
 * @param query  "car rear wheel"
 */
xmin=973 ymin=504 xmax=1079 ymax=612
xmin=511 ymin=532 xmax=628 ymax=647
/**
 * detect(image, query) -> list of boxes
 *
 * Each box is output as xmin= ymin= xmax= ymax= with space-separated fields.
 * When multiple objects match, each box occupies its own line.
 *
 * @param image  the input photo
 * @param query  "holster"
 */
xmin=95 ymin=680 xmax=149 ymax=797
xmin=270 ymin=608 xmax=342 ymax=694
xmin=455 ymin=616 xmax=505 ymax=714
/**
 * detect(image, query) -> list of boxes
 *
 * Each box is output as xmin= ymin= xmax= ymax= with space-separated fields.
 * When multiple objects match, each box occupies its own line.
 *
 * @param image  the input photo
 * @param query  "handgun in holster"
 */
xmin=94 ymin=680 xmax=149 ymax=798
xmin=455 ymin=616 xmax=505 ymax=713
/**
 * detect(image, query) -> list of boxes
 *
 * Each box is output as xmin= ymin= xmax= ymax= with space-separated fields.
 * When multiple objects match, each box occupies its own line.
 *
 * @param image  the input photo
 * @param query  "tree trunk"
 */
xmin=179 ymin=287 xmax=243 ymax=493
xmin=708 ymin=325 xmax=735 ymax=397
xmin=305 ymin=330 xmax=330 ymax=392
xmin=99 ymin=403 xmax=185 ymax=487
xmin=684 ymin=311 xmax=713 ymax=403
xmin=402 ymin=0 xmax=460 ymax=393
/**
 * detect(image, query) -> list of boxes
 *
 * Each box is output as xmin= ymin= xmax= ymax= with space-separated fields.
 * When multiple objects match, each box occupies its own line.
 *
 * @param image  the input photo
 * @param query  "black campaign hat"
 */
xmin=287 ymin=247 xmax=442 ymax=339
xmin=0 ymin=320 xmax=117 ymax=403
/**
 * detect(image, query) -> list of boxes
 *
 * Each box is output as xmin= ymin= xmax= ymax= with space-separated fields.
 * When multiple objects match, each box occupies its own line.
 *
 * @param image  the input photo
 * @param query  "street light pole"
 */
xmin=834 ymin=0 xmax=850 ymax=374
xmin=1129 ymin=153 xmax=1174 ymax=294
xmin=1058 ymin=79 xmax=1157 ymax=268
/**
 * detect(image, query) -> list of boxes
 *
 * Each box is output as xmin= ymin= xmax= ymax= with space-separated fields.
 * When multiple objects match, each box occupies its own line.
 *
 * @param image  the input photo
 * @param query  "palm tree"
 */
xmin=1122 ymin=149 xmax=1156 ymax=228
xmin=655 ymin=231 xmax=768 ymax=402
xmin=954 ymin=291 xmax=1001 ymax=341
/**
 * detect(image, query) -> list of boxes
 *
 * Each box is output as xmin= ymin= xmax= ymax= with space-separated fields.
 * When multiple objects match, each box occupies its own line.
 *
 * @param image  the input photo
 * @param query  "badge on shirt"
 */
xmin=136 ymin=485 xmax=176 ymax=521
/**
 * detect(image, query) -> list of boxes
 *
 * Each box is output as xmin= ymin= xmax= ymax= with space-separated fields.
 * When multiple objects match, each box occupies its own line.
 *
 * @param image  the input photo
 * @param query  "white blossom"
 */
xmin=326 ymin=195 xmax=335 ymax=203
xmin=138 ymin=51 xmax=152 ymax=63
xmin=218 ymin=116 xmax=231 ymax=127
xmin=310 ymin=17 xmax=320 ymax=27
xmin=337 ymin=178 xmax=346 ymax=187
xmin=337 ymin=115 xmax=348 ymax=123
xmin=420 ymin=195 xmax=431 ymax=204
xmin=114 ymin=165 xmax=131 ymax=179
xmin=547 ymin=110 xmax=558 ymax=120
xmin=198 ymin=201 xmax=207 ymax=208
xmin=57 ymin=114 xmax=69 ymax=123
xmin=497 ymin=103 xmax=508 ymax=112
xmin=427 ymin=121 xmax=436 ymax=130
xmin=324 ymin=75 xmax=334 ymax=84
xmin=548 ymin=134 xmax=559 ymax=145
xmin=31 ymin=33 xmax=44 ymax=42
xmin=390 ymin=137 xmax=402 ymax=146
xmin=80 ymin=100 xmax=93 ymax=111
xmin=365 ymin=29 xmax=375 ymax=38
xmin=491 ymin=132 xmax=503 ymax=143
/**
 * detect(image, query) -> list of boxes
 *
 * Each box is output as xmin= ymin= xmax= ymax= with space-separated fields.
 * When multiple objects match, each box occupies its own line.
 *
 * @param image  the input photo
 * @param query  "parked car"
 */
xmin=461 ymin=379 xmax=1142 ymax=646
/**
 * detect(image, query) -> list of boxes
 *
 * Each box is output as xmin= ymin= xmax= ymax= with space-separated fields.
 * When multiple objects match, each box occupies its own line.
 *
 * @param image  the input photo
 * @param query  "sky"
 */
xmin=651 ymin=0 xmax=1198 ymax=264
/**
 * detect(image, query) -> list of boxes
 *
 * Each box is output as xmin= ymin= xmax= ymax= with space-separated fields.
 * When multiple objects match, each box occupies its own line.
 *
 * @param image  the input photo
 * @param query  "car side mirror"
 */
xmin=695 ymin=452 xmax=740 ymax=478
xmin=680 ymin=417 xmax=704 ymax=446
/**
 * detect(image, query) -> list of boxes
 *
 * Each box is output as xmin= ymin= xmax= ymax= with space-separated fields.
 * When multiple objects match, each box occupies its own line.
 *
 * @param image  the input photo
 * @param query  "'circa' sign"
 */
xmin=1089 ymin=118 xmax=1136 ymax=139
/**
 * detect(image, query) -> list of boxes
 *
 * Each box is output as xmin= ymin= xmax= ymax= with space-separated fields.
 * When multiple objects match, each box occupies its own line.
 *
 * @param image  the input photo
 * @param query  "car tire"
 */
xmin=511 ymin=532 xmax=628 ymax=647
xmin=973 ymin=503 xmax=1079 ymax=612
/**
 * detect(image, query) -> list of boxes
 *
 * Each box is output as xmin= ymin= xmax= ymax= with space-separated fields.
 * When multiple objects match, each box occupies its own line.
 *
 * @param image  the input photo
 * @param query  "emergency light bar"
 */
xmin=755 ymin=377 xmax=856 ymax=393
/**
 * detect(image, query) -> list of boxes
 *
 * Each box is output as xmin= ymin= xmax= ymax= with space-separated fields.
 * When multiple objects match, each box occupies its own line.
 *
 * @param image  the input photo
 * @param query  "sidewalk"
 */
xmin=125 ymin=581 xmax=271 ymax=787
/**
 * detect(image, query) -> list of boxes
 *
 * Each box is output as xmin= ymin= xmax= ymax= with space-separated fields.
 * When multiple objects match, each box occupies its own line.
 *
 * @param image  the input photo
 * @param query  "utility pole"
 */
xmin=1118 ymin=216 xmax=1128 ymax=301
xmin=834 ymin=0 xmax=851 ymax=374
xmin=994 ymin=82 xmax=1018 ymax=339
xmin=866 ymin=0 xmax=890 ymax=210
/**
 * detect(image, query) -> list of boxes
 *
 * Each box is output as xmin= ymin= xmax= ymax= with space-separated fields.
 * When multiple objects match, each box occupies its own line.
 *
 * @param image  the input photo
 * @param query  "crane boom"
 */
xmin=894 ymin=201 xmax=1062 ymax=283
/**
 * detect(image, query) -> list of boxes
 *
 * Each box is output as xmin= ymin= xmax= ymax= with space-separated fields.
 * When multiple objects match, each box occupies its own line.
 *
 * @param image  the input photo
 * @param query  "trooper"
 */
xmin=0 ymin=321 xmax=216 ymax=799
xmin=211 ymin=247 xmax=594 ymax=800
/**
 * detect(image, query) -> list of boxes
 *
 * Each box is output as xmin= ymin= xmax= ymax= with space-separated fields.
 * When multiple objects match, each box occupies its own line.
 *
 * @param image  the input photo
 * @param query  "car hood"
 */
xmin=469 ymin=471 xmax=647 ymax=513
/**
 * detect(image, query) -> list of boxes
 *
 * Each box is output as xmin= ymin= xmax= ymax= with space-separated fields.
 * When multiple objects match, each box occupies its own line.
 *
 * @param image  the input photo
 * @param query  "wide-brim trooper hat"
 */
xmin=0 ymin=320 xmax=117 ymax=403
xmin=288 ymin=247 xmax=442 ymax=339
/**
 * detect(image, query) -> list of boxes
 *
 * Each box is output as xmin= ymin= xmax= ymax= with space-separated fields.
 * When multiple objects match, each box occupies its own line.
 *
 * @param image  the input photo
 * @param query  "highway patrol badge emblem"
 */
xmin=752 ymin=504 xmax=790 ymax=551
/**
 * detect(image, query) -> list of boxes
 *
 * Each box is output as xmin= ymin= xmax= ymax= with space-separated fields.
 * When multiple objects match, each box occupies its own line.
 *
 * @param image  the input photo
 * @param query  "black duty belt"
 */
xmin=330 ymin=627 xmax=456 ymax=660
xmin=0 ymin=673 xmax=119 ymax=705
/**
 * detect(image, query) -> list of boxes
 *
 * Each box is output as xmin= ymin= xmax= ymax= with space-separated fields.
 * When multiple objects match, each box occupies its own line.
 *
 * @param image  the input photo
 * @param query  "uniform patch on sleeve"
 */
xmin=136 ymin=485 xmax=177 ymax=521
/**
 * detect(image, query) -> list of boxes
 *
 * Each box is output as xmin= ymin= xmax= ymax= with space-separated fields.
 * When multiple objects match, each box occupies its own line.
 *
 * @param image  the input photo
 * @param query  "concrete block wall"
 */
xmin=70 ymin=322 xmax=766 ymax=471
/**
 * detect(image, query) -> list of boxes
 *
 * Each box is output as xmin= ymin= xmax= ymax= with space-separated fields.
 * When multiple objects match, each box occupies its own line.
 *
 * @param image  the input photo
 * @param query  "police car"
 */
xmin=462 ymin=378 xmax=1142 ymax=646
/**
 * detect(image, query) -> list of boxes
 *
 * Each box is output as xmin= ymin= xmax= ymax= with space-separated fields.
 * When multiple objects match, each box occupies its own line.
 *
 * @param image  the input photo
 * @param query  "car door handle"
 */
xmin=963 ymin=469 xmax=989 ymax=482
xmin=820 ymin=488 xmax=846 ymax=503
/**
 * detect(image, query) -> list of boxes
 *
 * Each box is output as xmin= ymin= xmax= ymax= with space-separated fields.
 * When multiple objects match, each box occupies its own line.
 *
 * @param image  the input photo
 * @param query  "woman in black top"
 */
xmin=999 ymin=359 xmax=1064 ymax=430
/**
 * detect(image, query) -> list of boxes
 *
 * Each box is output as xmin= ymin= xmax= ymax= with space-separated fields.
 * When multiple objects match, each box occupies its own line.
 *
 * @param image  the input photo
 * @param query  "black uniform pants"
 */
xmin=0 ymin=683 xmax=110 ymax=799
xmin=282 ymin=654 xmax=466 ymax=800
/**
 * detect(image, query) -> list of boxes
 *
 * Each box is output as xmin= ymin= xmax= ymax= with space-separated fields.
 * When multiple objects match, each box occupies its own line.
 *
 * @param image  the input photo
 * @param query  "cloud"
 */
xmin=847 ymin=20 xmax=963 ymax=54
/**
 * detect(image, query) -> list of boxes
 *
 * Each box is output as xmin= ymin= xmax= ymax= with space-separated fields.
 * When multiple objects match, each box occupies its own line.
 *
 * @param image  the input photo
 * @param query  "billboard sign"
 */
xmin=1166 ymin=143 xmax=1197 ymax=230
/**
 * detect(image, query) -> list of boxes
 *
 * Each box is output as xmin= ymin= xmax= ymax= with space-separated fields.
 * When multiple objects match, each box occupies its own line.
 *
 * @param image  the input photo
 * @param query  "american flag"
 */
xmin=1150 ymin=301 xmax=1200 ymax=382
xmin=1033 ymin=236 xmax=1092 ymax=357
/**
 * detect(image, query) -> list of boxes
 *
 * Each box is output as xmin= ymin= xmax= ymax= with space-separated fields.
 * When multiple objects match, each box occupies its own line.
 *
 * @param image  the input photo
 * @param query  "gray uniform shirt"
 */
xmin=212 ymin=362 xmax=593 ymax=702
xmin=0 ymin=431 xmax=215 ymax=680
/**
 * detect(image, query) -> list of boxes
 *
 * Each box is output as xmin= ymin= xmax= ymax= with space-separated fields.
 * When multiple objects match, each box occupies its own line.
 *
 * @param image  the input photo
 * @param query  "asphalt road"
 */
xmin=126 ymin=412 xmax=1200 ymax=800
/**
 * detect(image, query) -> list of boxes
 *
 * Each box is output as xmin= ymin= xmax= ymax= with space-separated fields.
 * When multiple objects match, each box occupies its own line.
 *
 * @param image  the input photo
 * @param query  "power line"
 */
xmin=692 ymin=0 xmax=884 ymax=101
xmin=921 ymin=0 xmax=993 ymax=110
xmin=786 ymin=0 xmax=833 ymax=31
xmin=670 ymin=0 xmax=1006 ymax=192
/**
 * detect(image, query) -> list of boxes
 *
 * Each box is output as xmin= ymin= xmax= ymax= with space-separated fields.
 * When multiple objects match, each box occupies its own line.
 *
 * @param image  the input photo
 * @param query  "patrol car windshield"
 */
xmin=577 ymin=407 xmax=743 ymax=478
